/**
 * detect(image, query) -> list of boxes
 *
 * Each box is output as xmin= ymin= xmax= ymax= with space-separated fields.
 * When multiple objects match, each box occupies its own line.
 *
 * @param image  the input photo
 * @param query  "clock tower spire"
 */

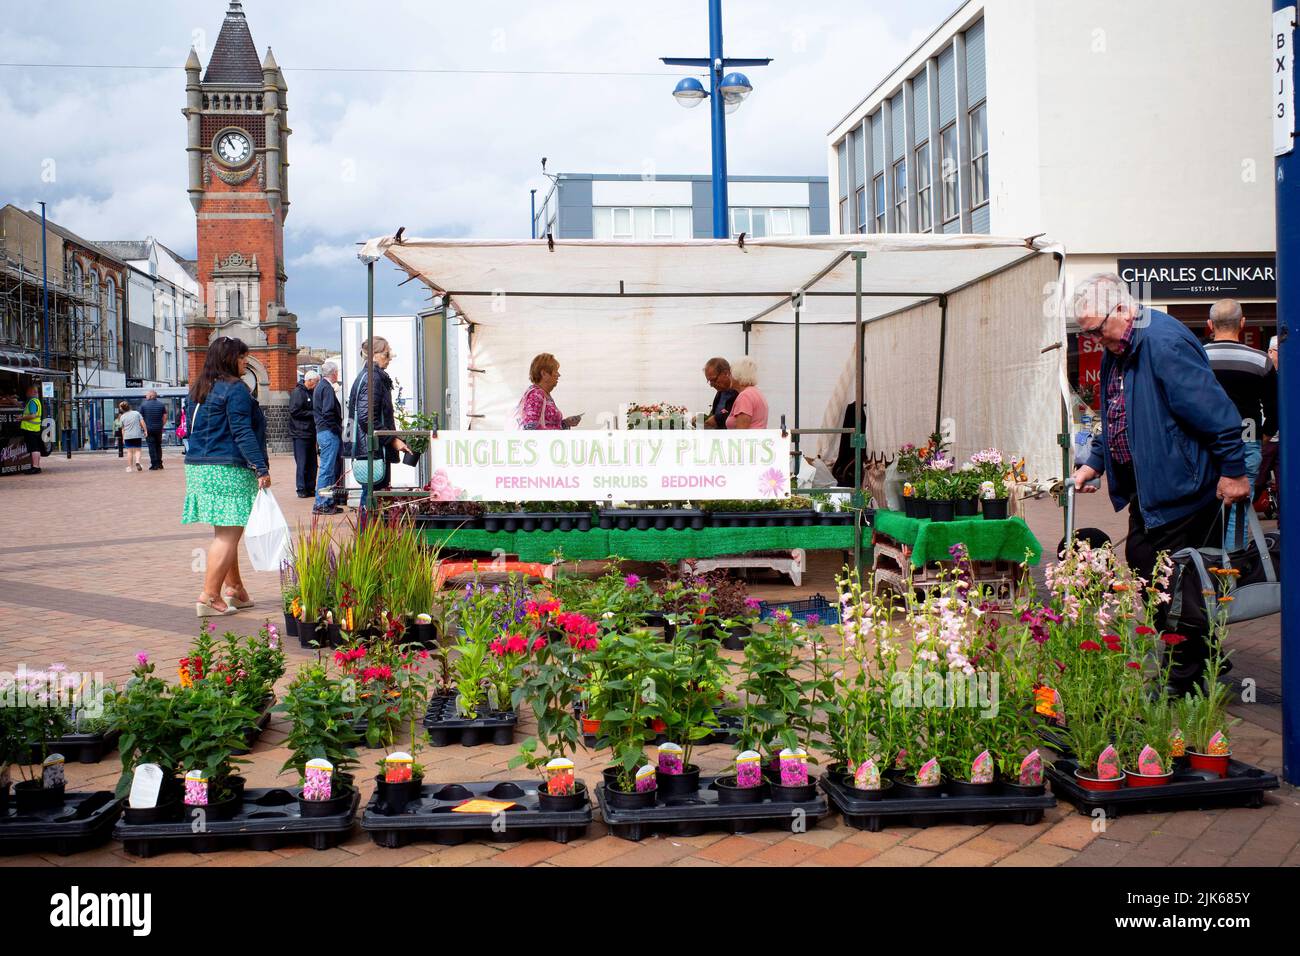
xmin=184 ymin=0 xmax=297 ymax=450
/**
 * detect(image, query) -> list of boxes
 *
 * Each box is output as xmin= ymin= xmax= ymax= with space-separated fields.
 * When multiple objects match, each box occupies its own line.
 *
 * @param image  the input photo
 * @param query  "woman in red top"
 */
xmin=515 ymin=353 xmax=582 ymax=430
xmin=725 ymin=356 xmax=769 ymax=429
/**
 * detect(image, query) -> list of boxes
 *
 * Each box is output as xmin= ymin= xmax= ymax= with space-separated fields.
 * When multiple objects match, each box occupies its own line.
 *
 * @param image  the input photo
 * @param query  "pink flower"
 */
xmin=624 ymin=574 xmax=641 ymax=588
xmin=136 ymin=652 xmax=149 ymax=667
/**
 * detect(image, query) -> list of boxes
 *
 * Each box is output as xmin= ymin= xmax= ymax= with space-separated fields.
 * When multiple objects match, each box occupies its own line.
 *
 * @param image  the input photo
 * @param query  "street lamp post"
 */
xmin=662 ymin=0 xmax=770 ymax=239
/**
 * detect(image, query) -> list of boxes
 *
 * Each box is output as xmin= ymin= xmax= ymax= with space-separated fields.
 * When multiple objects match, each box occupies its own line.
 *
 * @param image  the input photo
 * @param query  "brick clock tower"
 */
xmin=184 ymin=1 xmax=297 ymax=450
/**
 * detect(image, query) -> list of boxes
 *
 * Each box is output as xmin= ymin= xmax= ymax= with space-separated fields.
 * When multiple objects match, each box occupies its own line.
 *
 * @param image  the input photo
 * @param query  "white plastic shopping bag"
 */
xmin=244 ymin=488 xmax=289 ymax=572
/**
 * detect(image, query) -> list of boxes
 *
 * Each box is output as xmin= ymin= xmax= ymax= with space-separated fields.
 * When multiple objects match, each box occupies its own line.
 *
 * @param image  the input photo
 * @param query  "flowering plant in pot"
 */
xmin=277 ymin=659 xmax=362 ymax=811
xmin=648 ymin=618 xmax=732 ymax=796
xmin=369 ymin=642 xmax=434 ymax=814
xmin=729 ymin=610 xmax=804 ymax=769
xmin=509 ymin=627 xmax=596 ymax=810
xmin=1062 ymin=717 xmax=1123 ymax=792
xmin=951 ymin=464 xmax=983 ymax=517
xmin=487 ymin=631 xmax=547 ymax=714
xmin=290 ymin=523 xmax=336 ymax=643
xmin=1121 ymin=702 xmax=1176 ymax=787
xmin=584 ymin=629 xmax=662 ymax=806
xmin=918 ymin=456 xmax=958 ymax=520
xmin=970 ymin=448 xmax=1010 ymax=519
xmin=1180 ymin=650 xmax=1239 ymax=778
xmin=0 ymin=667 xmax=73 ymax=811
xmin=110 ymin=654 xmax=184 ymax=807
xmin=171 ymin=680 xmax=260 ymax=816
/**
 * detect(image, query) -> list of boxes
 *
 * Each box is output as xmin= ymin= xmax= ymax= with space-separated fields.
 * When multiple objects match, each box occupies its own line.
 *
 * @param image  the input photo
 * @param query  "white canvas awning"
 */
xmin=359 ymin=233 xmax=1069 ymax=486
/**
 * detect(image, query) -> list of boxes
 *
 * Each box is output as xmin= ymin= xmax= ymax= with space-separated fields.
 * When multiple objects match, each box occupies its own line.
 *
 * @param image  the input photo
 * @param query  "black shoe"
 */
xmin=297 ymin=491 xmax=314 ymax=498
xmin=312 ymin=504 xmax=340 ymax=515
xmin=26 ymin=467 xmax=42 ymax=474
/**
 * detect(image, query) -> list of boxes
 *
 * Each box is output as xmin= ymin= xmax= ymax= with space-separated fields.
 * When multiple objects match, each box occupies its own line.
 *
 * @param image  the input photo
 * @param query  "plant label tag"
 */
xmin=853 ymin=758 xmax=881 ymax=791
xmin=41 ymin=753 xmax=66 ymax=790
xmin=129 ymin=763 xmax=164 ymax=809
xmin=1169 ymin=728 xmax=1185 ymax=758
xmin=895 ymin=748 xmax=908 ymax=770
xmin=634 ymin=764 xmax=657 ymax=793
xmin=1207 ymin=731 xmax=1229 ymax=756
xmin=1019 ymin=750 xmax=1043 ymax=787
xmin=384 ymin=752 xmax=413 ymax=783
xmin=779 ymin=747 xmax=809 ymax=787
xmin=1137 ymin=745 xmax=1164 ymax=776
xmin=184 ymin=769 xmax=208 ymax=807
xmin=304 ymin=758 xmax=333 ymax=802
xmin=452 ymin=799 xmax=516 ymax=813
xmin=1096 ymin=745 xmax=1121 ymax=780
xmin=735 ymin=750 xmax=762 ymax=788
xmin=657 ymin=742 xmax=684 ymax=775
xmin=544 ymin=757 xmax=575 ymax=796
xmin=970 ymin=750 xmax=994 ymax=784
xmin=917 ymin=757 xmax=941 ymax=787
xmin=416 ymin=613 xmax=432 ymax=625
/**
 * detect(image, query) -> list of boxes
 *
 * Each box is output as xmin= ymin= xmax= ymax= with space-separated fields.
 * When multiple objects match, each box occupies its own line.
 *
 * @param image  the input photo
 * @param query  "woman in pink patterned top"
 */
xmin=725 ymin=356 xmax=769 ymax=430
xmin=514 ymin=353 xmax=582 ymax=430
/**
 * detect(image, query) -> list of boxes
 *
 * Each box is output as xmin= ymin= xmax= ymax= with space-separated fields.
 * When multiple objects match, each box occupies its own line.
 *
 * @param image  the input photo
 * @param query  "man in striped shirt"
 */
xmin=1204 ymin=300 xmax=1278 ymax=547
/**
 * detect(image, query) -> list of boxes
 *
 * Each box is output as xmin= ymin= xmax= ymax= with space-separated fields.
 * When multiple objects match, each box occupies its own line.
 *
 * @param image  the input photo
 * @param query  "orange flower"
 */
xmin=1112 ymin=583 xmax=1130 ymax=593
xmin=1033 ymin=685 xmax=1059 ymax=719
xmin=1217 ymin=596 xmax=1234 ymax=604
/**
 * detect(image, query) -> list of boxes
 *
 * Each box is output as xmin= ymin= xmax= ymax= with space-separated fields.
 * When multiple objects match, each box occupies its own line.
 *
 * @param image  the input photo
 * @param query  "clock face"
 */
xmin=214 ymin=130 xmax=252 ymax=166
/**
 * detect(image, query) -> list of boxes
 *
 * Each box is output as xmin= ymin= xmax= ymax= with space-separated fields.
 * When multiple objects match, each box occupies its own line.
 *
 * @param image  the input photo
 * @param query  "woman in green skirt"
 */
xmin=182 ymin=337 xmax=272 ymax=617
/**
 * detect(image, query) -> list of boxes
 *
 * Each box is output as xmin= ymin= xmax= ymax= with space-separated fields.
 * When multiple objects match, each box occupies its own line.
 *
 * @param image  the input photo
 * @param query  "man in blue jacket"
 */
xmin=312 ymin=360 xmax=343 ymax=515
xmin=1070 ymin=274 xmax=1249 ymax=694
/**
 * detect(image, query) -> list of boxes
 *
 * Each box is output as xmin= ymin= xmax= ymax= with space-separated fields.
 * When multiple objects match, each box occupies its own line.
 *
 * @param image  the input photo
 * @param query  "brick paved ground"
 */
xmin=0 ymin=450 xmax=1295 ymax=867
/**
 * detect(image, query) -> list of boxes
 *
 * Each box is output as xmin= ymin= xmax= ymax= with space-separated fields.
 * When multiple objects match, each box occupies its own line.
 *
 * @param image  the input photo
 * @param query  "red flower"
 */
xmin=489 ymin=639 xmax=506 ymax=657
xmin=532 ymin=637 xmax=547 ymax=652
xmin=1125 ymin=661 xmax=1141 ymax=670
xmin=1136 ymin=626 xmax=1156 ymax=636
xmin=1054 ymin=660 xmax=1066 ymax=674
xmin=506 ymin=634 xmax=527 ymax=655
xmin=1079 ymin=640 xmax=1102 ymax=652
xmin=1161 ymin=633 xmax=1187 ymax=646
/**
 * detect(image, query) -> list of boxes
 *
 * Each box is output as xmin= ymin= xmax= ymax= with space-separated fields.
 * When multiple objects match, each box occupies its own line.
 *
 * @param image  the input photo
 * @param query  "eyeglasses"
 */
xmin=1078 ymin=304 xmax=1120 ymax=340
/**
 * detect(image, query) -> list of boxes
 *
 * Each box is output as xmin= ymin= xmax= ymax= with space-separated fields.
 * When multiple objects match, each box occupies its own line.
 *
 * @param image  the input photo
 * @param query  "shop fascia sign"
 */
xmin=1116 ymin=257 xmax=1276 ymax=299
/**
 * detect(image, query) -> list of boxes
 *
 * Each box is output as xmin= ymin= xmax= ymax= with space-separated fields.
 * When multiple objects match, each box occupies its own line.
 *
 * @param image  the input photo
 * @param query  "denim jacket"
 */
xmin=183 ymin=378 xmax=270 ymax=476
xmin=1082 ymin=308 xmax=1246 ymax=529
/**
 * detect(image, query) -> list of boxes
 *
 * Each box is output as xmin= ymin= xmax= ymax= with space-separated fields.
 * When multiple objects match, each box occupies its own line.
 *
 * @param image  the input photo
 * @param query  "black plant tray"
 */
xmin=598 ymin=508 xmax=705 ymax=531
xmin=0 ymin=791 xmax=122 ymax=856
xmin=820 ymin=773 xmax=1055 ymax=832
xmin=705 ymin=509 xmax=819 ymax=528
xmin=361 ymin=779 xmax=592 ymax=846
xmin=230 ymin=694 xmax=276 ymax=756
xmin=28 ymin=728 xmax=122 ymax=764
xmin=816 ymin=510 xmax=859 ymax=526
xmin=596 ymin=776 xmax=829 ymax=842
xmin=423 ymin=693 xmax=517 ymax=746
xmin=114 ymin=786 xmax=359 ymax=857
xmin=415 ymin=513 xmax=485 ymax=530
xmin=483 ymin=512 xmax=592 ymax=533
xmin=1046 ymin=758 xmax=1279 ymax=819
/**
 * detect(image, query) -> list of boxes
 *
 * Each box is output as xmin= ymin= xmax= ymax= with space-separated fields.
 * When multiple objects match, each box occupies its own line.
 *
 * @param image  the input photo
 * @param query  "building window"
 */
xmin=730 ymin=207 xmax=809 ymax=239
xmin=732 ymin=207 xmax=752 ymax=237
xmin=873 ymin=175 xmax=885 ymax=233
xmin=940 ymin=123 xmax=959 ymax=224
xmin=855 ymin=187 xmax=866 ymax=234
xmin=651 ymin=207 xmax=674 ymax=239
xmin=969 ymin=101 xmax=989 ymax=208
xmin=838 ymin=198 xmax=849 ymax=233
xmin=893 ymin=160 xmax=908 ymax=232
xmin=915 ymin=142 xmax=933 ymax=232
xmin=227 ymin=288 xmax=243 ymax=319
xmin=611 ymin=208 xmax=633 ymax=238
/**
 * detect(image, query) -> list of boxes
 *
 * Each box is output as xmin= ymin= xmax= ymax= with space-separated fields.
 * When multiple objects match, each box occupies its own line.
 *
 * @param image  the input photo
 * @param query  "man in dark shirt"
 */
xmin=139 ymin=390 xmax=167 ymax=471
xmin=1204 ymin=299 xmax=1278 ymax=546
xmin=703 ymin=357 xmax=739 ymax=429
xmin=312 ymin=361 xmax=344 ymax=514
xmin=289 ymin=373 xmax=318 ymax=498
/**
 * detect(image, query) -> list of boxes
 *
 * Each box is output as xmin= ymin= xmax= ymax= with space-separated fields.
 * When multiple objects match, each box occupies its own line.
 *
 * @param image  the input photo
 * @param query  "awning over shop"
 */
xmin=358 ymin=233 xmax=1068 ymax=485
xmin=0 ymin=364 xmax=72 ymax=377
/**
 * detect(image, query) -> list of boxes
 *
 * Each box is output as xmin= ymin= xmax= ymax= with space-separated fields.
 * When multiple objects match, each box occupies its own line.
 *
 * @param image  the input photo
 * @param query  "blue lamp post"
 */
xmin=662 ymin=0 xmax=770 ymax=239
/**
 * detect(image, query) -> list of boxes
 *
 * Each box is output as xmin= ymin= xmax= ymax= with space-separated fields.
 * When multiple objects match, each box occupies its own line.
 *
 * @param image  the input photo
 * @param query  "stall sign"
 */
xmin=426 ymin=429 xmax=792 ymax=502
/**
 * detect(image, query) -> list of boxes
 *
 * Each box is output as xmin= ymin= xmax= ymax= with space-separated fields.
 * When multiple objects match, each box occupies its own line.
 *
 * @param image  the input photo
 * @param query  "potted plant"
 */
xmin=509 ymin=625 xmax=595 ymax=811
xmin=281 ymin=579 xmax=300 ymax=641
xmin=921 ymin=456 xmax=958 ymax=521
xmin=1063 ymin=718 xmax=1124 ymax=792
xmin=2 ymin=668 xmax=71 ymax=812
xmin=291 ymin=524 xmax=335 ymax=647
xmin=971 ymin=449 xmax=1010 ymax=519
xmin=109 ymin=655 xmax=186 ymax=820
xmin=730 ymin=610 xmax=804 ymax=777
xmin=1181 ymin=653 xmax=1239 ymax=778
xmin=277 ymin=659 xmax=362 ymax=815
xmin=372 ymin=642 xmax=435 ymax=814
xmin=171 ymin=680 xmax=260 ymax=821
xmin=650 ymin=618 xmax=732 ymax=797
xmin=586 ymin=630 xmax=662 ymax=809
xmin=952 ymin=463 xmax=982 ymax=517
xmin=715 ymin=749 xmax=768 ymax=804
xmin=1121 ymin=700 xmax=1176 ymax=787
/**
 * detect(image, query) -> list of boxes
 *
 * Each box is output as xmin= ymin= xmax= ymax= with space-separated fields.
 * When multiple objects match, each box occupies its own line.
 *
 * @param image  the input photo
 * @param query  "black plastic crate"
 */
xmin=114 ymin=786 xmax=360 ymax=857
xmin=483 ymin=512 xmax=593 ymax=533
xmin=815 ymin=510 xmax=857 ymax=526
xmin=596 ymin=775 xmax=829 ymax=842
xmin=819 ymin=772 xmax=1055 ymax=831
xmin=706 ymin=509 xmax=818 ymax=528
xmin=757 ymin=594 xmax=841 ymax=626
xmin=597 ymin=508 xmax=705 ymax=531
xmin=0 ymin=791 xmax=122 ymax=856
xmin=1046 ymin=757 xmax=1279 ymax=819
xmin=360 ymin=779 xmax=592 ymax=846
xmin=423 ymin=693 xmax=517 ymax=746
xmin=230 ymin=694 xmax=277 ymax=757
xmin=28 ymin=728 xmax=122 ymax=765
xmin=414 ymin=513 xmax=485 ymax=531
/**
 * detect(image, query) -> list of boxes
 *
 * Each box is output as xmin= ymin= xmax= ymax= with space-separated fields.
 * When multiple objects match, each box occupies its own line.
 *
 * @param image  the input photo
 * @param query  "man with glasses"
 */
xmin=703 ymin=357 xmax=739 ymax=430
xmin=1070 ymin=273 xmax=1249 ymax=694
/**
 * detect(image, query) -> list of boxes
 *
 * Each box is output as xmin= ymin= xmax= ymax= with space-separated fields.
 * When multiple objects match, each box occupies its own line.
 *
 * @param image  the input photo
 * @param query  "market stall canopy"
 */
xmin=359 ymin=233 xmax=1067 ymax=486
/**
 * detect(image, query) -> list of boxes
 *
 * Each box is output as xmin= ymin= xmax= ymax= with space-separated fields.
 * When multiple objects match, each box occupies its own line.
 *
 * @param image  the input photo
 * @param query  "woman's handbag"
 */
xmin=1166 ymin=503 xmax=1280 ymax=633
xmin=346 ymin=379 xmax=387 ymax=485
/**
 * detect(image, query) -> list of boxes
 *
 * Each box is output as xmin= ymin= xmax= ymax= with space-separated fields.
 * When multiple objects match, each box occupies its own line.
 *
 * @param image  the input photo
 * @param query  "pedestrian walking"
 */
xmin=118 ymin=401 xmax=146 ymax=473
xmin=1069 ymin=274 xmax=1249 ymax=695
xmin=312 ymin=360 xmax=344 ymax=514
xmin=139 ymin=389 xmax=168 ymax=471
xmin=113 ymin=409 xmax=124 ymax=458
xmin=289 ymin=372 xmax=318 ymax=498
xmin=20 ymin=383 xmax=44 ymax=474
xmin=182 ymin=336 xmax=271 ymax=618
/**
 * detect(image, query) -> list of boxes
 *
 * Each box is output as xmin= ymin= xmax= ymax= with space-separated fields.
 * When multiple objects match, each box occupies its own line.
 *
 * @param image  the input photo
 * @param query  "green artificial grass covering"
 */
xmin=873 ymin=509 xmax=1042 ymax=568
xmin=418 ymin=525 xmax=858 ymax=563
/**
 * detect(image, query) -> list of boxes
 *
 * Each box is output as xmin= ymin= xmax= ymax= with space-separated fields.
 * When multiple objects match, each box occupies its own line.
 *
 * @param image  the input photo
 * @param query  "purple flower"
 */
xmin=136 ymin=652 xmax=149 ymax=667
xmin=773 ymin=610 xmax=791 ymax=625
xmin=624 ymin=574 xmax=641 ymax=589
xmin=744 ymin=597 xmax=762 ymax=610
xmin=805 ymin=614 xmax=821 ymax=627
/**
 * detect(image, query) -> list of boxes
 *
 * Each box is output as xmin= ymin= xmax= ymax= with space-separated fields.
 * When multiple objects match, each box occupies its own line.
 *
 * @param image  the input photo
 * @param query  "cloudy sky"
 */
xmin=1 ymin=0 xmax=955 ymax=348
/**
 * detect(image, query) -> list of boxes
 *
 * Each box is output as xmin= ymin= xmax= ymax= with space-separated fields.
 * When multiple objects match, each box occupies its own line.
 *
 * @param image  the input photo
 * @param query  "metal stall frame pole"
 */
xmin=707 ymin=0 xmax=729 ymax=239
xmin=793 ymin=290 xmax=802 ymax=476
xmin=1274 ymin=0 xmax=1298 ymax=785
xmin=365 ymin=259 xmax=376 ymax=514
xmin=440 ymin=300 xmax=449 ymax=426
xmin=934 ymin=294 xmax=948 ymax=436
xmin=852 ymin=252 xmax=866 ymax=575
